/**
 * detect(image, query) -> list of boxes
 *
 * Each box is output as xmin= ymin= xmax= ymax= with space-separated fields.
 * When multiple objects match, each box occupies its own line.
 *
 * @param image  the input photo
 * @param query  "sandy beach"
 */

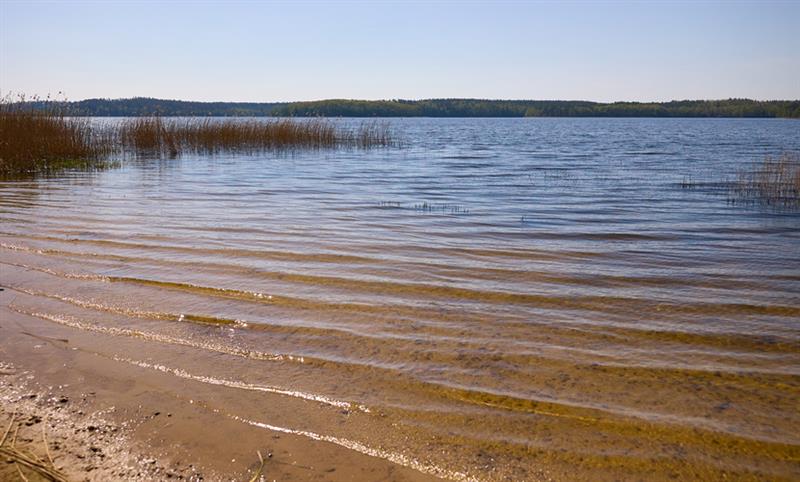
xmin=0 ymin=287 xmax=440 ymax=482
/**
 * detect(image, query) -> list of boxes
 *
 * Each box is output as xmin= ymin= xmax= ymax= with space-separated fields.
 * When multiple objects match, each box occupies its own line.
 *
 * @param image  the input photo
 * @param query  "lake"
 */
xmin=1 ymin=117 xmax=799 ymax=481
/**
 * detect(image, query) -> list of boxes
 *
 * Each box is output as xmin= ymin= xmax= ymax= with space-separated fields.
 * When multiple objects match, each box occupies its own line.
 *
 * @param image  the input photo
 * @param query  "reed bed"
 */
xmin=118 ymin=117 xmax=392 ymax=155
xmin=0 ymin=96 xmax=112 ymax=174
xmin=729 ymin=152 xmax=800 ymax=208
xmin=1 ymin=95 xmax=394 ymax=175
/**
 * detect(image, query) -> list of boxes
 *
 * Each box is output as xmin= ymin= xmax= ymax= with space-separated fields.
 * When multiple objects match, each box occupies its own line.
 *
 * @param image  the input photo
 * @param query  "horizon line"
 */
xmin=19 ymin=96 xmax=800 ymax=104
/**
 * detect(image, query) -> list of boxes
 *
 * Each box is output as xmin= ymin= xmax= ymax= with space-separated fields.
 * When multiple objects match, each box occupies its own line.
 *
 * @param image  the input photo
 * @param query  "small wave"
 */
xmin=111 ymin=356 xmax=368 ymax=412
xmin=0 ymin=259 xmax=111 ymax=282
xmin=0 ymin=260 xmax=273 ymax=301
xmin=7 ymin=257 xmax=799 ymax=326
xmin=231 ymin=415 xmax=476 ymax=482
xmin=0 ymin=234 xmax=374 ymax=265
xmin=8 ymin=305 xmax=303 ymax=364
xmin=1 ymin=242 xmax=55 ymax=255
xmin=440 ymin=155 xmax=494 ymax=160
xmin=0 ymin=241 xmax=129 ymax=262
xmin=7 ymin=285 xmax=250 ymax=327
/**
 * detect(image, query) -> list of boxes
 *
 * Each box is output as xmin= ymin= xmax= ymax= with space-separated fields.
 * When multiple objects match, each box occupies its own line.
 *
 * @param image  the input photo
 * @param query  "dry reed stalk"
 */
xmin=248 ymin=450 xmax=265 ymax=482
xmin=1 ymin=414 xmax=70 ymax=482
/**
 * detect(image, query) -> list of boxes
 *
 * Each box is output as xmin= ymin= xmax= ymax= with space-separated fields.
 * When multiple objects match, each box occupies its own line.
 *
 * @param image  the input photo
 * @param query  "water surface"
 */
xmin=1 ymin=118 xmax=799 ymax=480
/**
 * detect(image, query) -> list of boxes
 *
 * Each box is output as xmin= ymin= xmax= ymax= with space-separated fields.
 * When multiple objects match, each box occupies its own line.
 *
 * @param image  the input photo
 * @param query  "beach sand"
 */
xmin=0 ymin=287 xmax=440 ymax=482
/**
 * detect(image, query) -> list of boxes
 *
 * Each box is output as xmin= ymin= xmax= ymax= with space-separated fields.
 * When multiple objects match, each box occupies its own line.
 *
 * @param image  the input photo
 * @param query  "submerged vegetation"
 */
xmin=729 ymin=152 xmax=800 ymax=208
xmin=0 ymin=96 xmax=393 ymax=175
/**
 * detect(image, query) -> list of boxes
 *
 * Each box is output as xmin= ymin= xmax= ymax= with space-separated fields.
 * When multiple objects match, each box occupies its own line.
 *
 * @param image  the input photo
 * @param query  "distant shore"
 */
xmin=19 ymin=97 xmax=800 ymax=118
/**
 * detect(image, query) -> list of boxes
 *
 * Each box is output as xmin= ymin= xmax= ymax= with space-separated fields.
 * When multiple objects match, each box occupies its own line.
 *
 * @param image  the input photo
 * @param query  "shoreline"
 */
xmin=0 ymin=287 xmax=443 ymax=482
xmin=0 ymin=362 xmax=200 ymax=481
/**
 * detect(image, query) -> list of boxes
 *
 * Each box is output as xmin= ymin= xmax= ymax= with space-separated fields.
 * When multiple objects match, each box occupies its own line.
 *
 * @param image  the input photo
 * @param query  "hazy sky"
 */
xmin=1 ymin=1 xmax=798 ymax=102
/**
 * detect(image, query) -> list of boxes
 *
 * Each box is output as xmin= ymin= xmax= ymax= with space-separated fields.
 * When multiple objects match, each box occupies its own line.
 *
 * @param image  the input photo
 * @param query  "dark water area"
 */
xmin=1 ymin=118 xmax=799 ymax=481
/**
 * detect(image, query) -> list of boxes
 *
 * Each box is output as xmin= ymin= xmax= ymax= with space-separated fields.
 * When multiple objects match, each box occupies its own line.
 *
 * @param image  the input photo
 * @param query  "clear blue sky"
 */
xmin=1 ymin=0 xmax=798 ymax=102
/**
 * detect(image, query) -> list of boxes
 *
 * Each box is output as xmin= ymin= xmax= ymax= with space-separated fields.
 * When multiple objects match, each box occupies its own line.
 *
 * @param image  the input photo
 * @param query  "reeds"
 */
xmin=118 ymin=117 xmax=392 ymax=156
xmin=1 ymin=413 xmax=69 ymax=482
xmin=0 ymin=95 xmax=111 ymax=174
xmin=1 ymin=94 xmax=394 ymax=175
xmin=729 ymin=152 xmax=800 ymax=208
xmin=353 ymin=121 xmax=393 ymax=148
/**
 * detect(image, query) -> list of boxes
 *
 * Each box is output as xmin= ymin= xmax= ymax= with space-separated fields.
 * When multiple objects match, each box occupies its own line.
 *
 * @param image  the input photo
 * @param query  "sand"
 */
xmin=0 ymin=287 xmax=440 ymax=482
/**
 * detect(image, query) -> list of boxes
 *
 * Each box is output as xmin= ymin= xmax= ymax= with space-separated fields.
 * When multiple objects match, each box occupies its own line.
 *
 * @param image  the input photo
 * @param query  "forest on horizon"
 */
xmin=21 ymin=97 xmax=800 ymax=118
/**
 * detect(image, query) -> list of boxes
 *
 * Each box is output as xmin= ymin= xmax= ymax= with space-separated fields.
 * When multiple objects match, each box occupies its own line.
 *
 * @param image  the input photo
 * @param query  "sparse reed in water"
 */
xmin=729 ymin=152 xmax=800 ymax=208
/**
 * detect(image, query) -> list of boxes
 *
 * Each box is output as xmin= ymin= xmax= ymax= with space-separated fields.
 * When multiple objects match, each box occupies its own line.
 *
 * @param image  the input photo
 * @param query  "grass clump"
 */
xmin=729 ymin=152 xmax=800 ymax=208
xmin=0 ymin=95 xmax=111 ymax=175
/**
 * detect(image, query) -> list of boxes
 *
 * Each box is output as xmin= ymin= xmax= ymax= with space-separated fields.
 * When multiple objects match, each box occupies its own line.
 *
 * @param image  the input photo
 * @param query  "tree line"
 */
xmin=24 ymin=97 xmax=800 ymax=118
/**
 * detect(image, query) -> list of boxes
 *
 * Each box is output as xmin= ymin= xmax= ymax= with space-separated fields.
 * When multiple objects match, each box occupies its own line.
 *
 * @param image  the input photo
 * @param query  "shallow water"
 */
xmin=1 ymin=118 xmax=799 ymax=480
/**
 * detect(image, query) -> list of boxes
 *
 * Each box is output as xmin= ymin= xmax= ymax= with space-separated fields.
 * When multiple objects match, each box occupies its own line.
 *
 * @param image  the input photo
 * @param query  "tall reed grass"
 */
xmin=729 ymin=152 xmax=800 ymax=208
xmin=121 ymin=117 xmax=329 ymax=154
xmin=0 ymin=95 xmax=111 ymax=174
xmin=1 ymin=95 xmax=394 ymax=175
xmin=118 ymin=117 xmax=393 ymax=155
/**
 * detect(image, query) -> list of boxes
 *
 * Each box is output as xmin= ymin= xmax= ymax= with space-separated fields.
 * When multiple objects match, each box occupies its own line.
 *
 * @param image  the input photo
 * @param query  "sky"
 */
xmin=1 ymin=0 xmax=798 ymax=103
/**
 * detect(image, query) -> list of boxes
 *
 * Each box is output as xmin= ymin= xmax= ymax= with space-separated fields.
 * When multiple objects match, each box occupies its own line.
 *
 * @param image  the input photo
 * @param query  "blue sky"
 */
xmin=1 ymin=1 xmax=798 ymax=102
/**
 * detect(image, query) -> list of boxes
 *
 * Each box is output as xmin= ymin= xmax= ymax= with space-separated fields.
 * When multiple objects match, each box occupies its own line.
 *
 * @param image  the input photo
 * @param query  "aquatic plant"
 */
xmin=0 ymin=94 xmax=112 ymax=174
xmin=729 ymin=152 xmax=800 ymax=208
xmin=354 ymin=121 xmax=393 ymax=148
xmin=413 ymin=202 xmax=470 ymax=214
xmin=1 ymin=94 xmax=395 ymax=175
xmin=118 ymin=117 xmax=392 ymax=155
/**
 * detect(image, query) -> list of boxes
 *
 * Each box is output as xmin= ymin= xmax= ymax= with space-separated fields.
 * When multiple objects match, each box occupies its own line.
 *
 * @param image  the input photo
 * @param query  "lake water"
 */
xmin=1 ymin=118 xmax=799 ymax=480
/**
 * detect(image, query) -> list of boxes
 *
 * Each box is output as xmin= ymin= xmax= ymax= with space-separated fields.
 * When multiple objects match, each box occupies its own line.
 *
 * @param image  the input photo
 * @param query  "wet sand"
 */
xmin=1 ymin=365 xmax=196 ymax=482
xmin=0 ymin=288 xmax=441 ymax=482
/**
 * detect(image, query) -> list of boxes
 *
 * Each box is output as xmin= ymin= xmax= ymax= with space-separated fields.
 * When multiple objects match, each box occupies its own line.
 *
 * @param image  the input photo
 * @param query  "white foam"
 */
xmin=231 ymin=415 xmax=476 ymax=482
xmin=0 ymin=259 xmax=110 ymax=282
xmin=0 ymin=242 xmax=48 ymax=255
xmin=111 ymin=356 xmax=363 ymax=411
xmin=11 ymin=286 xmax=168 ymax=320
xmin=0 ymin=256 xmax=272 ymax=301
xmin=9 ymin=305 xmax=305 ymax=363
